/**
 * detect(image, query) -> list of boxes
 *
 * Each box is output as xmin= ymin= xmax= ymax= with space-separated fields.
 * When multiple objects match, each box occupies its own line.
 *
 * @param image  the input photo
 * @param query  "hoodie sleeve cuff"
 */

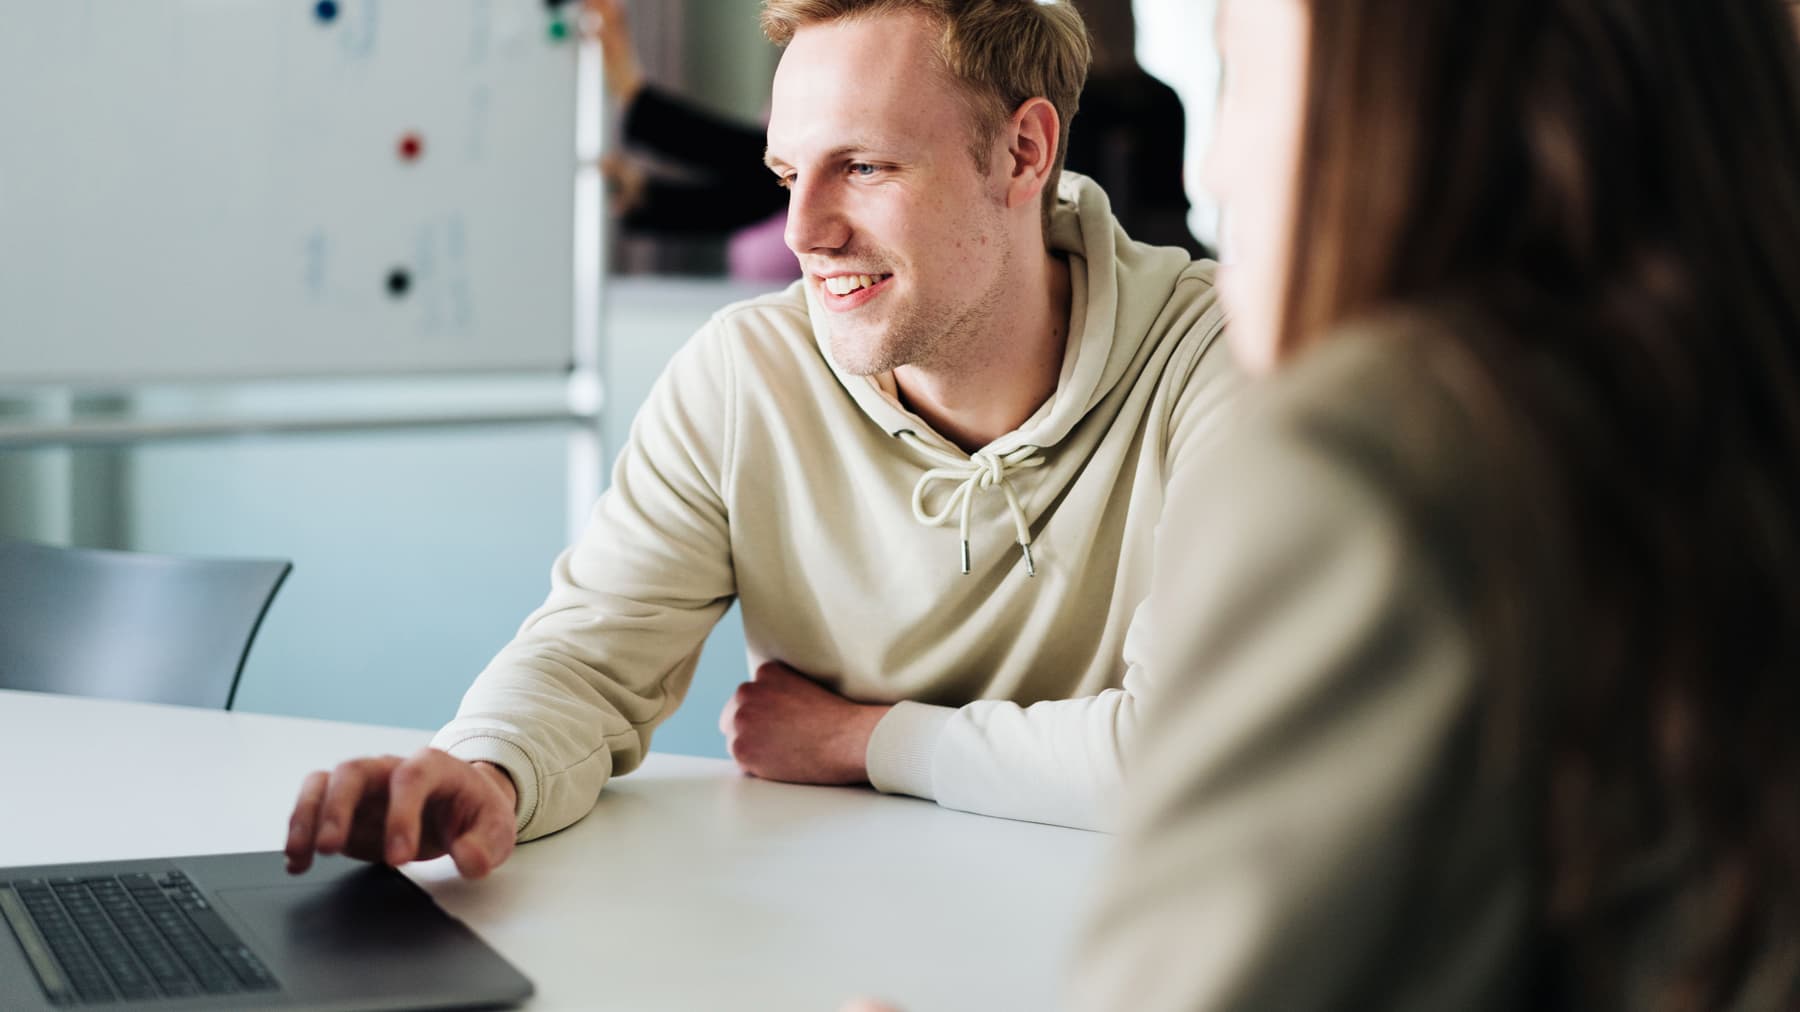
xmin=866 ymin=701 xmax=954 ymax=801
xmin=432 ymin=733 xmax=539 ymax=839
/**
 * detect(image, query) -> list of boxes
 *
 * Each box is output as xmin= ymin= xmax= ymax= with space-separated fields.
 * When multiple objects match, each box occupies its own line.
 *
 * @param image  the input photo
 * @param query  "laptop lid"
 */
xmin=0 ymin=851 xmax=532 ymax=1011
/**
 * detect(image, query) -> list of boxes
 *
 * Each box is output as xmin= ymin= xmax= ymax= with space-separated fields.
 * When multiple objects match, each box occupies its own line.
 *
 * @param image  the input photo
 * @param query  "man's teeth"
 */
xmin=824 ymin=274 xmax=886 ymax=296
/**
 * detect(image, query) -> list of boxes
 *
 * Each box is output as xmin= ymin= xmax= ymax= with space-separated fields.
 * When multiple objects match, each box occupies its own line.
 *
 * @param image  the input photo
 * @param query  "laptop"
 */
xmin=0 ymin=850 xmax=533 ymax=1010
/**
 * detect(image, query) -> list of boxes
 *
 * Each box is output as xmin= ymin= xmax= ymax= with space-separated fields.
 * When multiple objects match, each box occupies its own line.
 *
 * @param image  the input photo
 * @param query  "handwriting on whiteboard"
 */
xmin=340 ymin=0 xmax=381 ymax=59
xmin=415 ymin=214 xmax=474 ymax=339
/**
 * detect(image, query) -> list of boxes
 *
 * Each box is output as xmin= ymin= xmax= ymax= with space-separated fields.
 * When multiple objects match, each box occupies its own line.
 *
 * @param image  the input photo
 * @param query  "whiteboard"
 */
xmin=0 ymin=0 xmax=581 ymax=384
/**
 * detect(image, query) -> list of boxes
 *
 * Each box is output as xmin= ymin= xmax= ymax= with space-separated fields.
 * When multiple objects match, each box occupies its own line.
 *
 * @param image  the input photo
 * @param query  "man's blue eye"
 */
xmin=849 ymin=164 xmax=878 ymax=177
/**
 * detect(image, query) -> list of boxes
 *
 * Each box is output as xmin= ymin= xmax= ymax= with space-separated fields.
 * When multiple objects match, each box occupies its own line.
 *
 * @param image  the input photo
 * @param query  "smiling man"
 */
xmin=285 ymin=0 xmax=1237 ymax=878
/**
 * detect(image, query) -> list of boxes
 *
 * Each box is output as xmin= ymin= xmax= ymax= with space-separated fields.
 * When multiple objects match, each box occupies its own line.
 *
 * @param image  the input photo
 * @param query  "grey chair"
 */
xmin=0 ymin=539 xmax=292 ymax=710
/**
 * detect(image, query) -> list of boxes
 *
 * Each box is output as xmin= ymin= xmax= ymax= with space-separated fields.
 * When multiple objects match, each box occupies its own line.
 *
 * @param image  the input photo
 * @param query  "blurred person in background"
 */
xmin=586 ymin=0 xmax=801 ymax=282
xmin=1065 ymin=0 xmax=1207 ymax=257
xmin=1067 ymin=0 xmax=1800 ymax=1009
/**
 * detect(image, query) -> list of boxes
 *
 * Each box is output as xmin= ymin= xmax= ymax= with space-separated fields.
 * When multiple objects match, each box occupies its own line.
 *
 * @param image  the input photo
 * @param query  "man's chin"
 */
xmin=825 ymin=327 xmax=896 ymax=378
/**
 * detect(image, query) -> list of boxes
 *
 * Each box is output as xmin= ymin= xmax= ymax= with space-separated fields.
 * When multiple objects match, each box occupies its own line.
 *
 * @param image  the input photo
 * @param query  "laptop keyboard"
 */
xmin=0 ymin=869 xmax=281 ymax=1006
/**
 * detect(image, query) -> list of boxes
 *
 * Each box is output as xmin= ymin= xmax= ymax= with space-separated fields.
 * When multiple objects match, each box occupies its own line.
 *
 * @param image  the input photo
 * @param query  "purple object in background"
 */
xmin=727 ymin=211 xmax=802 ymax=284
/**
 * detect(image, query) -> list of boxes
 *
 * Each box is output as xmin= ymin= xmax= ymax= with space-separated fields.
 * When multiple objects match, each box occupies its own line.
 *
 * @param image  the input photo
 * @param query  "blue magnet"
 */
xmin=314 ymin=1 xmax=339 ymax=23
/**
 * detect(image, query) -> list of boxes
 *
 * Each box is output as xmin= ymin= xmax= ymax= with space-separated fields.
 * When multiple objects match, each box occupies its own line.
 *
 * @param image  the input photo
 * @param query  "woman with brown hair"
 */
xmin=1069 ymin=0 xmax=1800 ymax=1009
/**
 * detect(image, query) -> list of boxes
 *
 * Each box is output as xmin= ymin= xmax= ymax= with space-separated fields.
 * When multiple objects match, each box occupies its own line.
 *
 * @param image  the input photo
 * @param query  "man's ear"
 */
xmin=1003 ymin=97 xmax=1061 ymax=212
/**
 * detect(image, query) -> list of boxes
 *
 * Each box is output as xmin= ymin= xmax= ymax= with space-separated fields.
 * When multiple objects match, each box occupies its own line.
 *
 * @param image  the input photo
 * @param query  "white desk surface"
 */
xmin=0 ymin=689 xmax=1103 ymax=1011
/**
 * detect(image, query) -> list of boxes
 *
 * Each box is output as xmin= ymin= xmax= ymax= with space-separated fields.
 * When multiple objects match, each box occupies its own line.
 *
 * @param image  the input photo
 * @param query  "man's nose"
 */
xmin=784 ymin=177 xmax=852 ymax=255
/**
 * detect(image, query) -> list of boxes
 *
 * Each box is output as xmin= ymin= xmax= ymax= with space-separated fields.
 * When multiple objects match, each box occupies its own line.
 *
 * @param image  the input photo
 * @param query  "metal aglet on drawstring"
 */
xmin=905 ymin=432 xmax=1047 ymax=580
xmin=959 ymin=538 xmax=1037 ymax=577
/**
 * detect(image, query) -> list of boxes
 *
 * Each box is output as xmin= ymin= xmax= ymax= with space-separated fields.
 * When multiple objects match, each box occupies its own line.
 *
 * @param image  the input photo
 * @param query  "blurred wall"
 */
xmin=684 ymin=3 xmax=780 ymax=122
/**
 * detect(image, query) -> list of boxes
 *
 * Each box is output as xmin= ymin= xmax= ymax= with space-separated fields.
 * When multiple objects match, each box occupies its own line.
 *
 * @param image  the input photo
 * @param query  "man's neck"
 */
xmin=893 ymin=252 xmax=1072 ymax=453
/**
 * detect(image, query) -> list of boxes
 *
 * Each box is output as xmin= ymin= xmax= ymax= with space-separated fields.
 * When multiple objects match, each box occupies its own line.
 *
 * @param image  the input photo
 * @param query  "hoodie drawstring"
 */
xmin=900 ymin=431 xmax=1045 ymax=576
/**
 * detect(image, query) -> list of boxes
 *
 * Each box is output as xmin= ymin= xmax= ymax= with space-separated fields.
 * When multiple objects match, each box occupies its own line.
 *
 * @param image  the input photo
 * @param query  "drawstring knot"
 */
xmin=901 ymin=432 xmax=1045 ymax=576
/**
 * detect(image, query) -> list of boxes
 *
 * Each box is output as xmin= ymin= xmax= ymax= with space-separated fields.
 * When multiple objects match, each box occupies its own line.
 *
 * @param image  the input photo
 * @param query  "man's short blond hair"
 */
xmin=762 ymin=0 xmax=1092 ymax=234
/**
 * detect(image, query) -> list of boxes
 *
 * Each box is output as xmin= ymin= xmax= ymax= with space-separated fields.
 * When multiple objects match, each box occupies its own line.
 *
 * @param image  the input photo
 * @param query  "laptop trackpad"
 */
xmin=217 ymin=867 xmax=506 ymax=1001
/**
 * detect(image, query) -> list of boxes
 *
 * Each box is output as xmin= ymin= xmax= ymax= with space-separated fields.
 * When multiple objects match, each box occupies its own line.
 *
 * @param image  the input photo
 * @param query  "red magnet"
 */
xmin=398 ymin=133 xmax=424 ymax=162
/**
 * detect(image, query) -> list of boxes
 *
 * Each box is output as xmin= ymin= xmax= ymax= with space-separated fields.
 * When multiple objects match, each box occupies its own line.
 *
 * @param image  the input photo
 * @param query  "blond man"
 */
xmin=284 ymin=0 xmax=1236 ymax=878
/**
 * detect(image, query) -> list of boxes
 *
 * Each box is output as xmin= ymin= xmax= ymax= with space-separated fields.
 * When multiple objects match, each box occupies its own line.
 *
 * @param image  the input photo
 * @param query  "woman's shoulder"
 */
xmin=1236 ymin=310 xmax=1499 ymax=514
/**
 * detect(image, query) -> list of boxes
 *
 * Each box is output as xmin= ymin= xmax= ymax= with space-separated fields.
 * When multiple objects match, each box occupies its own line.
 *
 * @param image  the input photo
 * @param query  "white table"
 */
xmin=0 ymin=689 xmax=1103 ymax=1011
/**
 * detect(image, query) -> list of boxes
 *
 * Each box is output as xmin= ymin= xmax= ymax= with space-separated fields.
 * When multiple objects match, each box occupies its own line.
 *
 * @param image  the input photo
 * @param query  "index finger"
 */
xmin=284 ymin=770 xmax=330 ymax=874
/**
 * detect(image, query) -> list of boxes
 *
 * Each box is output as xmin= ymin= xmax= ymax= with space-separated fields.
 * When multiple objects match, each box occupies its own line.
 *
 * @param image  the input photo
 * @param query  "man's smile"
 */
xmin=817 ymin=272 xmax=896 ymax=309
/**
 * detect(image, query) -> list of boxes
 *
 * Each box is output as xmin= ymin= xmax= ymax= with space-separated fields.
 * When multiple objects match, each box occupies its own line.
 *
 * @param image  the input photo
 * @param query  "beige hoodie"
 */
xmin=432 ymin=173 xmax=1239 ymax=838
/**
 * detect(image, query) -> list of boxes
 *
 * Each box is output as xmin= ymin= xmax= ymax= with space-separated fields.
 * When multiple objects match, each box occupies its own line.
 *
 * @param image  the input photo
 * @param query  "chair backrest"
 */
xmin=0 ymin=539 xmax=292 ymax=710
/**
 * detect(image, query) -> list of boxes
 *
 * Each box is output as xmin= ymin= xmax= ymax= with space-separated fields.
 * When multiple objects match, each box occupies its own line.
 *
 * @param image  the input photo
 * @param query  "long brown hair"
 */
xmin=1277 ymin=1 xmax=1800 ymax=1007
